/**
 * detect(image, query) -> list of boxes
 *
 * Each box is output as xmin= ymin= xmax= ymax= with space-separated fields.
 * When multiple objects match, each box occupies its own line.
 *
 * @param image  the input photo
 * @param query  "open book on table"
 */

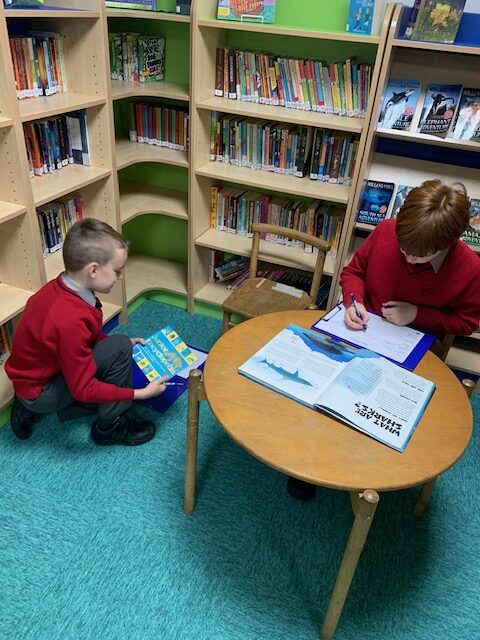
xmin=312 ymin=303 xmax=436 ymax=371
xmin=238 ymin=324 xmax=436 ymax=452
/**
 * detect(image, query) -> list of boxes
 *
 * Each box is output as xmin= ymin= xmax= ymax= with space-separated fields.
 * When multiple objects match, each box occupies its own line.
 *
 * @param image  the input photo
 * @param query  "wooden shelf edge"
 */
xmin=106 ymin=9 xmax=190 ymax=22
xmin=376 ymin=128 xmax=480 ymax=153
xmin=31 ymin=165 xmax=111 ymax=207
xmin=393 ymin=38 xmax=480 ymax=56
xmin=119 ymin=180 xmax=188 ymax=224
xmin=0 ymin=202 xmax=27 ymax=224
xmin=19 ymin=93 xmax=106 ymax=123
xmin=116 ymin=140 xmax=189 ymax=170
xmin=111 ymin=79 xmax=189 ymax=102
xmin=125 ymin=254 xmax=188 ymax=303
xmin=197 ymin=19 xmax=380 ymax=44
xmin=4 ymin=9 xmax=100 ymax=18
xmin=0 ymin=364 xmax=13 ymax=414
xmin=197 ymin=97 xmax=364 ymax=134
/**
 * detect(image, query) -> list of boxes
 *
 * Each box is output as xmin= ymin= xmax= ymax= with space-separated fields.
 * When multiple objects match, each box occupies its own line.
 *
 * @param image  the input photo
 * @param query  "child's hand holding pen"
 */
xmin=344 ymin=294 xmax=369 ymax=331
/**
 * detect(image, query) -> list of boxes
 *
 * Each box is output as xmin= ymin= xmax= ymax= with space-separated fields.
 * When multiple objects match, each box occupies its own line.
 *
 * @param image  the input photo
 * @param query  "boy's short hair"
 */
xmin=63 ymin=218 xmax=128 ymax=272
xmin=396 ymin=179 xmax=470 ymax=256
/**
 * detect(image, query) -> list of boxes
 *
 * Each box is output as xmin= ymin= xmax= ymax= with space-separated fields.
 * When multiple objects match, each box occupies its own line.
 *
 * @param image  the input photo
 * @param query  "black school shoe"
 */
xmin=10 ymin=397 xmax=38 ymax=440
xmin=287 ymin=476 xmax=317 ymax=501
xmin=91 ymin=413 xmax=156 ymax=446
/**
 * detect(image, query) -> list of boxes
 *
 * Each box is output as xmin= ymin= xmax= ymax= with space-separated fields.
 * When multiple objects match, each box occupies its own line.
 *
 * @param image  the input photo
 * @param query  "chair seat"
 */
xmin=222 ymin=278 xmax=313 ymax=319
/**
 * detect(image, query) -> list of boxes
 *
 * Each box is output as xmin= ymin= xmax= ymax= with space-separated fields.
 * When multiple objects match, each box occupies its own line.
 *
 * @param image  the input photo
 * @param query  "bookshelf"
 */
xmin=332 ymin=3 xmax=480 ymax=375
xmin=0 ymin=0 xmax=124 ymax=411
xmin=106 ymin=5 xmax=191 ymax=307
xmin=188 ymin=0 xmax=394 ymax=311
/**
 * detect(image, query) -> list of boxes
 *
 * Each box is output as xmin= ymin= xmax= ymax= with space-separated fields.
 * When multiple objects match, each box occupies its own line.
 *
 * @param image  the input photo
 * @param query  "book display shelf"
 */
xmin=332 ymin=3 xmax=480 ymax=376
xmin=0 ymin=0 xmax=123 ymax=411
xmin=106 ymin=3 xmax=191 ymax=306
xmin=188 ymin=0 xmax=393 ymax=311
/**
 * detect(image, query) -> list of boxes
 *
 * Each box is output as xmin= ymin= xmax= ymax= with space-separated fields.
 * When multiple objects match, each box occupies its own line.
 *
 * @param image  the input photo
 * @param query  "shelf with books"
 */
xmin=125 ymin=253 xmax=188 ymax=303
xmin=196 ymin=97 xmax=364 ymax=135
xmin=115 ymin=137 xmax=189 ymax=169
xmin=111 ymin=79 xmax=189 ymax=102
xmin=119 ymin=179 xmax=188 ymax=223
xmin=18 ymin=93 xmax=107 ymax=123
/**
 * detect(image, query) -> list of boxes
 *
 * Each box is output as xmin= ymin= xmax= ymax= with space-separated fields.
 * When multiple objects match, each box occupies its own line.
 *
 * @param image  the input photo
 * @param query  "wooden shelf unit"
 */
xmin=189 ymin=0 xmax=394 ymax=312
xmin=0 ymin=0 xmax=125 ymax=410
xmin=331 ymin=3 xmax=480 ymax=375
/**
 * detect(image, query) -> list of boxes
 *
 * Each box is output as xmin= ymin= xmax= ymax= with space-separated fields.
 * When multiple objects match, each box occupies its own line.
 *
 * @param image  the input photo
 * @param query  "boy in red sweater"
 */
xmin=341 ymin=179 xmax=480 ymax=336
xmin=6 ymin=219 xmax=167 ymax=445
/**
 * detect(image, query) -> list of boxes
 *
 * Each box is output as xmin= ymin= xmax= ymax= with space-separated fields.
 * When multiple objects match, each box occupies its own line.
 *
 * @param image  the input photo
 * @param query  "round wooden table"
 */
xmin=184 ymin=310 xmax=473 ymax=639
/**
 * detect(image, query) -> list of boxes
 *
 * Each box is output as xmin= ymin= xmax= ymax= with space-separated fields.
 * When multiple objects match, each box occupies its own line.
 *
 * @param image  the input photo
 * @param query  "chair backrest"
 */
xmin=250 ymin=223 xmax=331 ymax=303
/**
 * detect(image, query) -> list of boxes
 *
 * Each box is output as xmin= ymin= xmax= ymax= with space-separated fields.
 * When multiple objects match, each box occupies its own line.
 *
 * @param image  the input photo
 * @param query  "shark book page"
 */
xmin=317 ymin=354 xmax=435 ymax=451
xmin=238 ymin=324 xmax=360 ymax=408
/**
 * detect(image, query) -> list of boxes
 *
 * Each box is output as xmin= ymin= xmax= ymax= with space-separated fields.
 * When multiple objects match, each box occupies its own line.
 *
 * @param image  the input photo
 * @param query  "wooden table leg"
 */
xmin=413 ymin=478 xmax=436 ymax=517
xmin=320 ymin=489 xmax=380 ymax=640
xmin=184 ymin=369 xmax=205 ymax=515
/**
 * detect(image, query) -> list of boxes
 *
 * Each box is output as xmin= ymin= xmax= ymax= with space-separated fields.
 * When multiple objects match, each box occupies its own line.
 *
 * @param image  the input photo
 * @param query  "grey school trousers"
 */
xmin=18 ymin=333 xmax=133 ymax=425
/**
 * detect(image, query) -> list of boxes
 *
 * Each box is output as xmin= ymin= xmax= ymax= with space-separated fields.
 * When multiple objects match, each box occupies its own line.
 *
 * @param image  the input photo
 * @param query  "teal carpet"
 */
xmin=1 ymin=300 xmax=479 ymax=640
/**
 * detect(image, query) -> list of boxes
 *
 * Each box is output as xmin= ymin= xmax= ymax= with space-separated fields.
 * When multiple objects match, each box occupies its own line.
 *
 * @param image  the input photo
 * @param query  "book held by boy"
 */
xmin=132 ymin=325 xmax=198 ymax=382
xmin=312 ymin=303 xmax=436 ymax=370
xmin=418 ymin=83 xmax=462 ymax=137
xmin=238 ymin=323 xmax=436 ymax=452
xmin=377 ymin=79 xmax=421 ymax=131
xmin=356 ymin=180 xmax=395 ymax=225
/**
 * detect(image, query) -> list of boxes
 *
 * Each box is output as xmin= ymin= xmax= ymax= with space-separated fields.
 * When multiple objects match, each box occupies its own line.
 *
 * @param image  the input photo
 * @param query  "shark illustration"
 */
xmin=260 ymin=359 xmax=313 ymax=387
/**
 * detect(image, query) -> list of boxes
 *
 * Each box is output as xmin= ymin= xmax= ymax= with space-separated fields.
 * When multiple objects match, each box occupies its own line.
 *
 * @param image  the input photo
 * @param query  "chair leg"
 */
xmin=222 ymin=310 xmax=232 ymax=335
xmin=413 ymin=478 xmax=436 ymax=517
xmin=184 ymin=369 xmax=203 ymax=514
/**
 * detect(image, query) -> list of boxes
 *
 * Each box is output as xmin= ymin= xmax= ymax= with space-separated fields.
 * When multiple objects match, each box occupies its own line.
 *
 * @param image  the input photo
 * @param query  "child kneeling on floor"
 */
xmin=6 ymin=218 xmax=167 ymax=446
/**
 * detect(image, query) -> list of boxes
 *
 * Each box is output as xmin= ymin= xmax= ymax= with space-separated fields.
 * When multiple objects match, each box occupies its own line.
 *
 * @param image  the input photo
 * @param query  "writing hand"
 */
xmin=130 ymin=337 xmax=146 ymax=346
xmin=133 ymin=375 xmax=169 ymax=400
xmin=345 ymin=303 xmax=370 ymax=330
xmin=381 ymin=301 xmax=417 ymax=326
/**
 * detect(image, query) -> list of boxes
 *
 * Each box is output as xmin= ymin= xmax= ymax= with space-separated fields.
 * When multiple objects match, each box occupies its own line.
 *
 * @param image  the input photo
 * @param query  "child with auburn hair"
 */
xmin=341 ymin=179 xmax=480 ymax=336
xmin=6 ymin=218 xmax=167 ymax=445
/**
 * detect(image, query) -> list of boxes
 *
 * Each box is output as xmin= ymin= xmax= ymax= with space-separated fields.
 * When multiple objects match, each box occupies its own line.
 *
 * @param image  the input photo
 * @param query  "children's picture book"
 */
xmin=132 ymin=325 xmax=198 ymax=382
xmin=461 ymin=198 xmax=480 ymax=248
xmin=346 ymin=0 xmax=375 ymax=35
xmin=356 ymin=180 xmax=395 ymax=225
xmin=418 ymin=83 xmax=462 ymax=136
xmin=138 ymin=36 xmax=165 ymax=82
xmin=449 ymin=88 xmax=480 ymax=142
xmin=388 ymin=184 xmax=415 ymax=219
xmin=411 ymin=0 xmax=466 ymax=44
xmin=238 ymin=324 xmax=436 ymax=452
xmin=312 ymin=303 xmax=436 ymax=371
xmin=217 ymin=0 xmax=276 ymax=23
xmin=377 ymin=79 xmax=421 ymax=131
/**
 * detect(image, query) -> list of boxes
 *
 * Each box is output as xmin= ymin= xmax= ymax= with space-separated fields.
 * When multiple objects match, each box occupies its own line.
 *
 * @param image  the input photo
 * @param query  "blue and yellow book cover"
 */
xmin=217 ymin=0 xmax=276 ymax=23
xmin=133 ymin=326 xmax=197 ymax=382
xmin=346 ymin=0 xmax=375 ymax=35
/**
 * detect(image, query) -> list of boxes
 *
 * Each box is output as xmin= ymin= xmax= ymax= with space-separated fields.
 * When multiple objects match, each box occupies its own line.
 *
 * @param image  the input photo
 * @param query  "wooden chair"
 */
xmin=221 ymin=223 xmax=330 ymax=334
xmin=430 ymin=333 xmax=455 ymax=362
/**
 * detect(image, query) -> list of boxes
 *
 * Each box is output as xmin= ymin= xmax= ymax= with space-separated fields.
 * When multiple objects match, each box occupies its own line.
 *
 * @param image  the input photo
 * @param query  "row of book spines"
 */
xmin=9 ymin=33 xmax=66 ymax=100
xmin=215 ymin=48 xmax=372 ymax=117
xmin=208 ymin=250 xmax=332 ymax=306
xmin=0 ymin=321 xmax=14 ymax=363
xmin=210 ymin=114 xmax=357 ymax=184
xmin=23 ymin=110 xmax=90 ymax=178
xmin=37 ymin=196 xmax=85 ymax=256
xmin=210 ymin=185 xmax=343 ymax=255
xmin=109 ymin=33 xmax=165 ymax=83
xmin=128 ymin=103 xmax=189 ymax=150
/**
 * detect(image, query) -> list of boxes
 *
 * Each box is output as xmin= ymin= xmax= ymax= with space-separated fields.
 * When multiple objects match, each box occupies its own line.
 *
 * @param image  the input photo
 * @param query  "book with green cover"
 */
xmin=411 ymin=0 xmax=466 ymax=44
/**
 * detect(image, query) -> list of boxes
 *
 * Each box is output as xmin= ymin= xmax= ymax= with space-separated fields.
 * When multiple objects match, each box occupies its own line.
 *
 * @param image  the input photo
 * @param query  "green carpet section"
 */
xmin=1 ymin=300 xmax=479 ymax=640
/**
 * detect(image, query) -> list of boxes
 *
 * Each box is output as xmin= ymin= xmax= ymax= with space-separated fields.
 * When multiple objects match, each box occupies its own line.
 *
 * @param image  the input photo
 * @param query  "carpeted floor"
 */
xmin=0 ymin=300 xmax=479 ymax=640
